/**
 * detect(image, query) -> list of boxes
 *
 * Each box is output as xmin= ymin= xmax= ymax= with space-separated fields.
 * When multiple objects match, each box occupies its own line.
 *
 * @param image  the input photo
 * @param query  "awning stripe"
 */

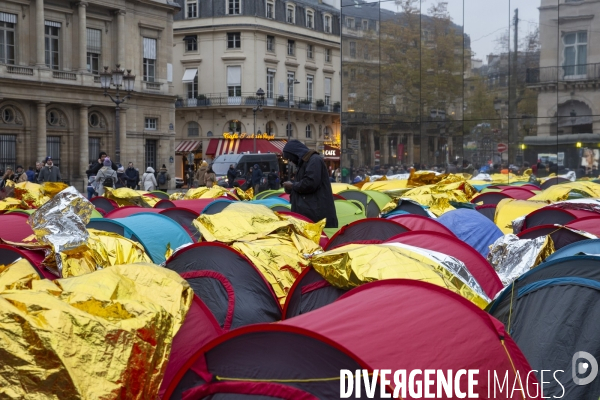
xmin=207 ymin=139 xmax=287 ymax=156
xmin=175 ymin=140 xmax=201 ymax=153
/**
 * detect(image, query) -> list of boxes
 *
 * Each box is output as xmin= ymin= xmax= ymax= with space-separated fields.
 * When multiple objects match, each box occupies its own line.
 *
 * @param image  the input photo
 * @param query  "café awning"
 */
xmin=175 ymin=140 xmax=201 ymax=153
xmin=206 ymin=139 xmax=287 ymax=156
xmin=182 ymin=68 xmax=198 ymax=83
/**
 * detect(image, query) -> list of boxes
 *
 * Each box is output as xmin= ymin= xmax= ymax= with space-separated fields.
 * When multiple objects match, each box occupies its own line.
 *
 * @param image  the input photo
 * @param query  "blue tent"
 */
xmin=249 ymin=198 xmax=290 ymax=208
xmin=437 ymin=209 xmax=503 ymax=257
xmin=87 ymin=218 xmax=135 ymax=239
xmin=201 ymin=199 xmax=234 ymax=215
xmin=114 ymin=213 xmax=193 ymax=264
xmin=544 ymin=239 xmax=600 ymax=263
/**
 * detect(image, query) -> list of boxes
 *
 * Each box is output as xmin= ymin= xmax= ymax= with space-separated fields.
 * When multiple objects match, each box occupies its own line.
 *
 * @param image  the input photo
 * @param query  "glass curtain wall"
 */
xmin=342 ymin=0 xmax=596 ymax=179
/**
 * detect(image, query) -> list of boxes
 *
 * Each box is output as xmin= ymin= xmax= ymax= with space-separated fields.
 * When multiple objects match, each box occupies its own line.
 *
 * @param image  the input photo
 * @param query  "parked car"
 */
xmin=175 ymin=177 xmax=184 ymax=188
xmin=211 ymin=153 xmax=279 ymax=191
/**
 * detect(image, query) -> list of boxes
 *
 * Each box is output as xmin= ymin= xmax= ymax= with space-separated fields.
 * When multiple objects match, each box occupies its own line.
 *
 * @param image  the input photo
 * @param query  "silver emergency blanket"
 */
xmin=487 ymin=234 xmax=554 ymax=287
xmin=550 ymin=199 xmax=600 ymax=214
xmin=27 ymin=186 xmax=95 ymax=273
xmin=385 ymin=242 xmax=490 ymax=303
xmin=512 ymin=216 xmax=526 ymax=234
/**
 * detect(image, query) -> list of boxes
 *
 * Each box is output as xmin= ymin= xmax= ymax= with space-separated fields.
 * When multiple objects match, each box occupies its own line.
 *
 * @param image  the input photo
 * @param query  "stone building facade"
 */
xmin=171 ymin=0 xmax=342 ymax=177
xmin=0 ymin=0 xmax=179 ymax=189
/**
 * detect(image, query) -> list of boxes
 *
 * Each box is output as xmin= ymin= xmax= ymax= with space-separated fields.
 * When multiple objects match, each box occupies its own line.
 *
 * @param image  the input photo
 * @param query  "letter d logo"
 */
xmin=572 ymin=351 xmax=598 ymax=386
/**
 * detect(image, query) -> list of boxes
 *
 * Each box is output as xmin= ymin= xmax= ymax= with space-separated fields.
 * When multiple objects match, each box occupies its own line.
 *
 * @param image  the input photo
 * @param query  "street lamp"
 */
xmin=253 ymin=88 xmax=265 ymax=153
xmin=287 ymin=77 xmax=300 ymax=140
xmin=99 ymin=64 xmax=135 ymax=165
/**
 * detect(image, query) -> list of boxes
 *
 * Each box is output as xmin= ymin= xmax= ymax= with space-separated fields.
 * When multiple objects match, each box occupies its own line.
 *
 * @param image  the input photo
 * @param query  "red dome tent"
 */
xmin=324 ymin=219 xmax=409 ymax=250
xmin=386 ymin=214 xmax=455 ymax=236
xmin=164 ymin=243 xmax=281 ymax=329
xmin=499 ymin=187 xmax=536 ymax=200
xmin=566 ymin=216 xmax=600 ymax=236
xmin=155 ymin=199 xmax=218 ymax=214
xmin=523 ymin=207 xmax=597 ymax=230
xmin=0 ymin=244 xmax=54 ymax=280
xmin=0 ymin=213 xmax=34 ymax=242
xmin=470 ymin=191 xmax=511 ymax=205
xmin=517 ymin=224 xmax=591 ymax=249
xmin=90 ymin=196 xmax=118 ymax=212
xmin=103 ymin=205 xmax=158 ymax=219
xmin=165 ymin=280 xmax=536 ymax=399
xmin=385 ymin=231 xmax=503 ymax=298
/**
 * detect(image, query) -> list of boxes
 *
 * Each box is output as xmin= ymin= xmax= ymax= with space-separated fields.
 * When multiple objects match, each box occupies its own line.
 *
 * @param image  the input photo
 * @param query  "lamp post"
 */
xmin=253 ymin=88 xmax=265 ymax=153
xmin=287 ymin=77 xmax=300 ymax=140
xmin=99 ymin=65 xmax=136 ymax=165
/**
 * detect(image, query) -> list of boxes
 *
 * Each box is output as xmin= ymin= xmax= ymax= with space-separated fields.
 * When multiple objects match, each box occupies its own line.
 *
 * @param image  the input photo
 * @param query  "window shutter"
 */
xmin=325 ymin=78 xmax=331 ymax=96
xmin=227 ymin=66 xmax=241 ymax=85
xmin=45 ymin=20 xmax=61 ymax=27
xmin=86 ymin=28 xmax=102 ymax=53
xmin=143 ymin=38 xmax=157 ymax=60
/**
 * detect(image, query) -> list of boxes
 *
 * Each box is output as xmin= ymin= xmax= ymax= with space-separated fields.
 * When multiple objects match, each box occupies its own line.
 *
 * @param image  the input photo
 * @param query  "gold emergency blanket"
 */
xmin=40 ymin=181 xmax=69 ymax=198
xmin=169 ymin=191 xmax=186 ymax=200
xmin=0 ymin=261 xmax=192 ymax=400
xmin=184 ymin=186 xmax=228 ymax=199
xmin=487 ymin=234 xmax=555 ymax=286
xmin=401 ymin=176 xmax=477 ymax=216
xmin=360 ymin=180 xmax=410 ymax=196
xmin=232 ymin=237 xmax=312 ymax=305
xmin=494 ymin=199 xmax=548 ymax=234
xmin=529 ymin=181 xmax=600 ymax=202
xmin=49 ymin=229 xmax=154 ymax=278
xmin=232 ymin=186 xmax=254 ymax=201
xmin=13 ymin=182 xmax=50 ymax=208
xmin=194 ymin=202 xmax=324 ymax=244
xmin=488 ymin=174 xmax=532 ymax=185
xmin=104 ymin=187 xmax=159 ymax=207
xmin=0 ymin=197 xmax=27 ymax=211
xmin=311 ymin=243 xmax=489 ymax=308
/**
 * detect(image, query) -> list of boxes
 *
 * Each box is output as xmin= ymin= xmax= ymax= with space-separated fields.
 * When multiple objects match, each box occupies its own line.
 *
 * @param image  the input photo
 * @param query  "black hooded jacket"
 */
xmin=283 ymin=140 xmax=338 ymax=228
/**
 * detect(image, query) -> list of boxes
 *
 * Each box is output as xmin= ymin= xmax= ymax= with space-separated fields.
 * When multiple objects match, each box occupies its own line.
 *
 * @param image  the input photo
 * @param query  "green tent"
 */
xmin=324 ymin=200 xmax=366 ymax=238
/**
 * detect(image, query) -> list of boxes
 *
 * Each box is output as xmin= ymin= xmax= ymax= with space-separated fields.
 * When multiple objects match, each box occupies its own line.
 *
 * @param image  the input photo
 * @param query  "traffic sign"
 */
xmin=497 ymin=143 xmax=508 ymax=153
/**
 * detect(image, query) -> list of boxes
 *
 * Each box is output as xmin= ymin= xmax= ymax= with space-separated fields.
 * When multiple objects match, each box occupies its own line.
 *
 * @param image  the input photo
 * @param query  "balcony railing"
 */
xmin=526 ymin=63 xmax=600 ymax=84
xmin=7 ymin=66 xmax=33 ymax=76
xmin=52 ymin=71 xmax=77 ymax=80
xmin=175 ymin=92 xmax=340 ymax=113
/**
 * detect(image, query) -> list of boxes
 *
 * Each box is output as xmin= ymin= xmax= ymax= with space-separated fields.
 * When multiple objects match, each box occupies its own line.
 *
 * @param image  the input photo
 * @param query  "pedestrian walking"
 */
xmin=157 ymin=164 xmax=170 ymax=191
xmin=195 ymin=161 xmax=208 ymax=188
xmin=94 ymin=157 xmax=117 ymax=196
xmin=125 ymin=162 xmax=139 ymax=189
xmin=141 ymin=167 xmax=157 ymax=191
xmin=251 ymin=163 xmax=263 ymax=194
xmin=205 ymin=165 xmax=216 ymax=188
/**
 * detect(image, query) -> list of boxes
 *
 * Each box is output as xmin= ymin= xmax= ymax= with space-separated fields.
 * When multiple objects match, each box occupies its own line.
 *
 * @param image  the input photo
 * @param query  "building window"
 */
xmin=187 ymin=121 xmax=199 ymax=137
xmin=324 ymin=77 xmax=331 ymax=106
xmin=286 ymin=4 xmax=295 ymax=23
xmin=0 ymin=15 xmax=16 ymax=65
xmin=145 ymin=118 xmax=157 ymax=130
xmin=184 ymin=35 xmax=197 ymax=52
xmin=227 ymin=65 xmax=242 ymax=97
xmin=266 ymin=121 xmax=275 ymax=135
xmin=362 ymin=20 xmax=368 ymax=30
xmin=145 ymin=139 xmax=157 ymax=171
xmin=45 ymin=22 xmax=60 ymax=70
xmin=349 ymin=42 xmax=356 ymax=58
xmin=0 ymin=134 xmax=16 ymax=174
xmin=306 ymin=74 xmax=313 ymax=101
xmin=286 ymin=123 xmax=293 ymax=137
xmin=564 ymin=32 xmax=587 ymax=77
xmin=86 ymin=28 xmax=101 ymax=75
xmin=305 ymin=125 xmax=312 ymax=138
xmin=266 ymin=35 xmax=275 ymax=52
xmin=287 ymin=40 xmax=295 ymax=56
xmin=306 ymin=10 xmax=314 ymax=28
xmin=227 ymin=0 xmax=240 ymax=15
xmin=307 ymin=44 xmax=314 ymax=59
xmin=2 ymin=107 xmax=14 ymax=123
xmin=228 ymin=120 xmax=242 ymax=133
xmin=346 ymin=17 xmax=354 ymax=29
xmin=350 ymin=69 xmax=356 ymax=79
xmin=287 ymin=71 xmax=295 ymax=100
xmin=325 ymin=48 xmax=331 ymax=63
xmin=188 ymin=74 xmax=198 ymax=98
xmin=266 ymin=0 xmax=274 ymax=18
xmin=187 ymin=0 xmax=198 ymax=18
xmin=89 ymin=112 xmax=100 ymax=128
xmin=227 ymin=32 xmax=241 ymax=49
xmin=143 ymin=37 xmax=157 ymax=82
xmin=324 ymin=15 xmax=331 ymax=33
xmin=363 ymin=44 xmax=369 ymax=60
xmin=89 ymin=137 xmax=100 ymax=164
xmin=47 ymin=136 xmax=61 ymax=168
xmin=266 ymin=69 xmax=275 ymax=99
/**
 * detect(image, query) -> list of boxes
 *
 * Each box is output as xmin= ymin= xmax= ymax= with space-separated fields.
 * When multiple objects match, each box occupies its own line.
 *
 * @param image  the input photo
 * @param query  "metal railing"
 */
xmin=175 ymin=92 xmax=340 ymax=113
xmin=7 ymin=66 xmax=33 ymax=76
xmin=526 ymin=63 xmax=600 ymax=84
xmin=52 ymin=71 xmax=77 ymax=80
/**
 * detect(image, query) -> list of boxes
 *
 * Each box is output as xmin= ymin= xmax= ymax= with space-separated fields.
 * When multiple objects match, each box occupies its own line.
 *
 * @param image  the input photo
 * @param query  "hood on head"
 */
xmin=201 ymin=161 xmax=208 ymax=167
xmin=146 ymin=167 xmax=155 ymax=173
xmin=282 ymin=140 xmax=309 ymax=164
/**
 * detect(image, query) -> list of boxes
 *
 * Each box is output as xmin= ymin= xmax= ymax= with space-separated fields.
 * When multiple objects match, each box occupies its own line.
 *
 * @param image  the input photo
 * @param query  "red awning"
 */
xmin=205 ymin=139 xmax=287 ymax=156
xmin=175 ymin=140 xmax=201 ymax=153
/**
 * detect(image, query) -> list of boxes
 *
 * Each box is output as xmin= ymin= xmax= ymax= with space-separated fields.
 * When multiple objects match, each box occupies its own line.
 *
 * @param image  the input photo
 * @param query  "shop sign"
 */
xmin=223 ymin=132 xmax=275 ymax=140
xmin=324 ymin=145 xmax=340 ymax=158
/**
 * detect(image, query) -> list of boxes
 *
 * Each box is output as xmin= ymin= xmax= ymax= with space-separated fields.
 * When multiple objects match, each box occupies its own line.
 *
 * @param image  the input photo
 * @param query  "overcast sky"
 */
xmin=378 ymin=0 xmax=542 ymax=64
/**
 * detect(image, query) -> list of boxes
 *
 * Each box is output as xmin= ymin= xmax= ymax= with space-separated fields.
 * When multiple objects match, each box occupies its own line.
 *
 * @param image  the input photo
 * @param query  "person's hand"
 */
xmin=283 ymin=181 xmax=293 ymax=193
xmin=98 ymin=159 xmax=102 ymax=164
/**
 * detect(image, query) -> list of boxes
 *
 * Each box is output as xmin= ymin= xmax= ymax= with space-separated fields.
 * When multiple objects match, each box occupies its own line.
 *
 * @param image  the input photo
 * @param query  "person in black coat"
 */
xmin=90 ymin=151 xmax=118 ymax=175
xmin=251 ymin=163 xmax=263 ymax=194
xmin=124 ymin=162 xmax=140 ymax=189
xmin=282 ymin=140 xmax=338 ymax=228
xmin=227 ymin=164 xmax=237 ymax=188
